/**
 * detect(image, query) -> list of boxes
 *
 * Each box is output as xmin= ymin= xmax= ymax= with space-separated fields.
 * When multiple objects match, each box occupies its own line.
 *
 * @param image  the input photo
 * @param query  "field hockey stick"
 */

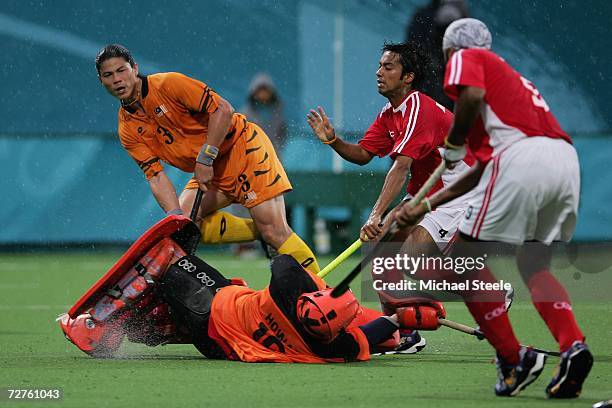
xmin=318 ymin=239 xmax=363 ymax=278
xmin=331 ymin=161 xmax=446 ymax=297
xmin=439 ymin=317 xmax=560 ymax=357
xmin=319 ymin=161 xmax=448 ymax=279
xmin=190 ymin=189 xmax=204 ymax=222
xmin=318 ymin=207 xmax=395 ymax=278
xmin=439 ymin=318 xmax=485 ymax=339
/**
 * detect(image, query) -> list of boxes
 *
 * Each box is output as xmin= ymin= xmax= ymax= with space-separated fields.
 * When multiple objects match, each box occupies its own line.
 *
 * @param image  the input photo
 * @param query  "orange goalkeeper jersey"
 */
xmin=118 ymin=73 xmax=248 ymax=179
xmin=207 ymin=256 xmax=371 ymax=363
xmin=209 ymin=286 xmax=370 ymax=363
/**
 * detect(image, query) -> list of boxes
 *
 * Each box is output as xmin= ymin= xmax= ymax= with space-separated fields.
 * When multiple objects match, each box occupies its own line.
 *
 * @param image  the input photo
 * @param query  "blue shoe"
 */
xmin=371 ymin=331 xmax=427 ymax=356
xmin=546 ymin=341 xmax=593 ymax=399
xmin=495 ymin=347 xmax=547 ymax=397
xmin=394 ymin=330 xmax=427 ymax=354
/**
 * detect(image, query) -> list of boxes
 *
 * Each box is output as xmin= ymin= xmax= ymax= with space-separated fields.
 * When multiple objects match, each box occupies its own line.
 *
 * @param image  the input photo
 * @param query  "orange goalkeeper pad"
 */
xmin=68 ymin=215 xmax=200 ymax=318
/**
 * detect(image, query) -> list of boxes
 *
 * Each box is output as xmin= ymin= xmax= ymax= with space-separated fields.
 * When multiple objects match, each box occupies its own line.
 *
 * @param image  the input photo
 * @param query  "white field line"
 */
xmin=0 ymin=305 xmax=70 ymax=310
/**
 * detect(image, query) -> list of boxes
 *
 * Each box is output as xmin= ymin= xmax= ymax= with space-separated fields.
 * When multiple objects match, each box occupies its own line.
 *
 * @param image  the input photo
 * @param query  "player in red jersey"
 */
xmin=307 ymin=41 xmax=475 ymax=354
xmin=396 ymin=18 xmax=592 ymax=398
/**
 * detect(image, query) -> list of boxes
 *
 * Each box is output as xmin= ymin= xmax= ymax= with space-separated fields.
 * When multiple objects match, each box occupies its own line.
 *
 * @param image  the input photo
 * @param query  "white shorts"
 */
xmin=459 ymin=137 xmax=580 ymax=244
xmin=402 ymin=194 xmax=468 ymax=252
xmin=419 ymin=205 xmax=464 ymax=252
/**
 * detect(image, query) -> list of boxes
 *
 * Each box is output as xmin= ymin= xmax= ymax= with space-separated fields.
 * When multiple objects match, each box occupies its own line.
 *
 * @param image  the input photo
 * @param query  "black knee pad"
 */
xmin=159 ymin=254 xmax=232 ymax=359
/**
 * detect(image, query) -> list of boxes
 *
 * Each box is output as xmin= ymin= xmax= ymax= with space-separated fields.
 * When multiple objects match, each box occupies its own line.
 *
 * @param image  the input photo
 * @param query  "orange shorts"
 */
xmin=185 ymin=122 xmax=292 ymax=208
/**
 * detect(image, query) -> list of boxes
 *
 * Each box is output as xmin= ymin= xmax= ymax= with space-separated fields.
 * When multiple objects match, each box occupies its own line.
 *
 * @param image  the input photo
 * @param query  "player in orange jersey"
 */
xmin=96 ymin=44 xmax=319 ymax=273
xmin=62 ymin=251 xmax=429 ymax=363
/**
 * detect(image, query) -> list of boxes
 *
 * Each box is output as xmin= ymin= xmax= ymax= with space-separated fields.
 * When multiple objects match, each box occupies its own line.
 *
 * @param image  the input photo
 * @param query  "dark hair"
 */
xmin=382 ymin=41 xmax=431 ymax=91
xmin=95 ymin=44 xmax=134 ymax=74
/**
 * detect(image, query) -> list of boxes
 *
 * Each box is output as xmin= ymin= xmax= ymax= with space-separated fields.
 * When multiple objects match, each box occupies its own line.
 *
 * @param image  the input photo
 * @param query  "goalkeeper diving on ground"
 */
xmin=58 ymin=215 xmax=444 ymax=363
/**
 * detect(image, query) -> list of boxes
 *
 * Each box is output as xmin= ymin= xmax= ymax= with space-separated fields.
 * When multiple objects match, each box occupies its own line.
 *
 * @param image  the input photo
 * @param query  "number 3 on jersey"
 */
xmin=520 ymin=76 xmax=550 ymax=112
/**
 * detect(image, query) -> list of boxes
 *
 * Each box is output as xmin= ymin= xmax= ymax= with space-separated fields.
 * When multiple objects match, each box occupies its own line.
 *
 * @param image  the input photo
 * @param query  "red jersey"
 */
xmin=443 ymin=49 xmax=571 ymax=163
xmin=358 ymin=91 xmax=470 ymax=196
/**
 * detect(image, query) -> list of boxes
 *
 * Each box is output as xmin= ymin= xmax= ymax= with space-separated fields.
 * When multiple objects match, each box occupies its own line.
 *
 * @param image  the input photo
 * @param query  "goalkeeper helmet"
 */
xmin=297 ymin=288 xmax=360 ymax=342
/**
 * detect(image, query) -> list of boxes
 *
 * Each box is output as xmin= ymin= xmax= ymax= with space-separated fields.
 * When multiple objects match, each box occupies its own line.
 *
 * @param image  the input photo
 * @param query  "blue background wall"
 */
xmin=1 ymin=1 xmax=610 ymax=243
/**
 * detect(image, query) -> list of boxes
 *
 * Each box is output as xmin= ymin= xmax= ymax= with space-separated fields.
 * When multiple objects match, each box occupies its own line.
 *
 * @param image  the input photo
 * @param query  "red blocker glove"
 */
xmin=397 ymin=302 xmax=447 ymax=331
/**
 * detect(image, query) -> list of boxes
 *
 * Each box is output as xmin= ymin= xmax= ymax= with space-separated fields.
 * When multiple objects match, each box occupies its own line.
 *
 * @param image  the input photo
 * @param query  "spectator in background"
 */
xmin=242 ymin=73 xmax=287 ymax=158
xmin=405 ymin=0 xmax=468 ymax=109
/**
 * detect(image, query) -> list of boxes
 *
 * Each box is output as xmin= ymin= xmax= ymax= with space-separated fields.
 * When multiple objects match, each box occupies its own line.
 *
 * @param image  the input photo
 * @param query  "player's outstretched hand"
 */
xmin=194 ymin=162 xmax=213 ymax=192
xmin=306 ymin=106 xmax=336 ymax=144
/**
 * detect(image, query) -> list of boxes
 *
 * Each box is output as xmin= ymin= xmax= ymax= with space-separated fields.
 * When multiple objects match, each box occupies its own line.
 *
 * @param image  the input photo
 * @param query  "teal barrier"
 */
xmin=1 ymin=1 xmax=610 ymax=134
xmin=0 ymin=133 xmax=610 ymax=244
xmin=1 ymin=1 xmax=610 ymax=243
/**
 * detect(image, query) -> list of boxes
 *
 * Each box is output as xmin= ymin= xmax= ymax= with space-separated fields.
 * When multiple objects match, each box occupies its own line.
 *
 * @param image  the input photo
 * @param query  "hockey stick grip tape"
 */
xmin=190 ymin=189 xmax=204 ymax=222
xmin=438 ymin=318 xmax=481 ymax=336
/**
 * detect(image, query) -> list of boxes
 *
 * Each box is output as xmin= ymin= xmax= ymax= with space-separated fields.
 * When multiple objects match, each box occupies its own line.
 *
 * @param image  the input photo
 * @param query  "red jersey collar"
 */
xmin=392 ymin=90 xmax=419 ymax=116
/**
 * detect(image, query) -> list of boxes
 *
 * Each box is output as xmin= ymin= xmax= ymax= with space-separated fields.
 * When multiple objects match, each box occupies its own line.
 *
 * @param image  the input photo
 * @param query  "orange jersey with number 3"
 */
xmin=118 ymin=73 xmax=248 ymax=179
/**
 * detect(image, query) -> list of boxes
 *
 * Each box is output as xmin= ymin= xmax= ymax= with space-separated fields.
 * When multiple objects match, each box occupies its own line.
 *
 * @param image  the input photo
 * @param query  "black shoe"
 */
xmin=372 ymin=330 xmax=427 ymax=356
xmin=394 ymin=331 xmax=427 ymax=354
xmin=546 ymin=341 xmax=593 ymax=399
xmin=372 ymin=331 xmax=427 ymax=356
xmin=495 ymin=347 xmax=547 ymax=397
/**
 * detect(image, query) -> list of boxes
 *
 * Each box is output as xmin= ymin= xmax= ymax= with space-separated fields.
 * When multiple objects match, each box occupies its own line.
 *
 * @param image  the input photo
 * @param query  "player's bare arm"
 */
xmin=395 ymin=160 xmax=484 ymax=227
xmin=194 ymin=97 xmax=234 ymax=191
xmin=361 ymin=155 xmax=412 ymax=240
xmin=148 ymin=171 xmax=181 ymax=214
xmin=444 ymin=85 xmax=485 ymax=167
xmin=307 ymin=106 xmax=374 ymax=165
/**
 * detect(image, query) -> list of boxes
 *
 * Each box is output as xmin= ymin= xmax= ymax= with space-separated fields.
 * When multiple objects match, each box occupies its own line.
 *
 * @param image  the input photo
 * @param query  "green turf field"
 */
xmin=1 ymin=251 xmax=610 ymax=407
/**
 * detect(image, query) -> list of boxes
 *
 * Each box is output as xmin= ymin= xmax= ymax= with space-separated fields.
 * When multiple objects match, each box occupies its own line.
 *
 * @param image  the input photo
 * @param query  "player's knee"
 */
xmin=516 ymin=243 xmax=552 ymax=282
xmin=258 ymin=222 xmax=291 ymax=247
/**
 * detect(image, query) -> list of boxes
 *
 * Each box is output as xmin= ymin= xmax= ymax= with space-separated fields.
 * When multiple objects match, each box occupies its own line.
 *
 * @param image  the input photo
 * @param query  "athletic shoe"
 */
xmin=395 ymin=330 xmax=427 ymax=354
xmin=495 ymin=347 xmax=547 ymax=397
xmin=372 ymin=331 xmax=427 ymax=356
xmin=546 ymin=341 xmax=593 ymax=399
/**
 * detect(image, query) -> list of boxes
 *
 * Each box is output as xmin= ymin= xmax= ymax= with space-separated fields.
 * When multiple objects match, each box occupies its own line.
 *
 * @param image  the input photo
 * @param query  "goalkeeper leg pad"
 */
xmin=68 ymin=216 xmax=198 ymax=318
